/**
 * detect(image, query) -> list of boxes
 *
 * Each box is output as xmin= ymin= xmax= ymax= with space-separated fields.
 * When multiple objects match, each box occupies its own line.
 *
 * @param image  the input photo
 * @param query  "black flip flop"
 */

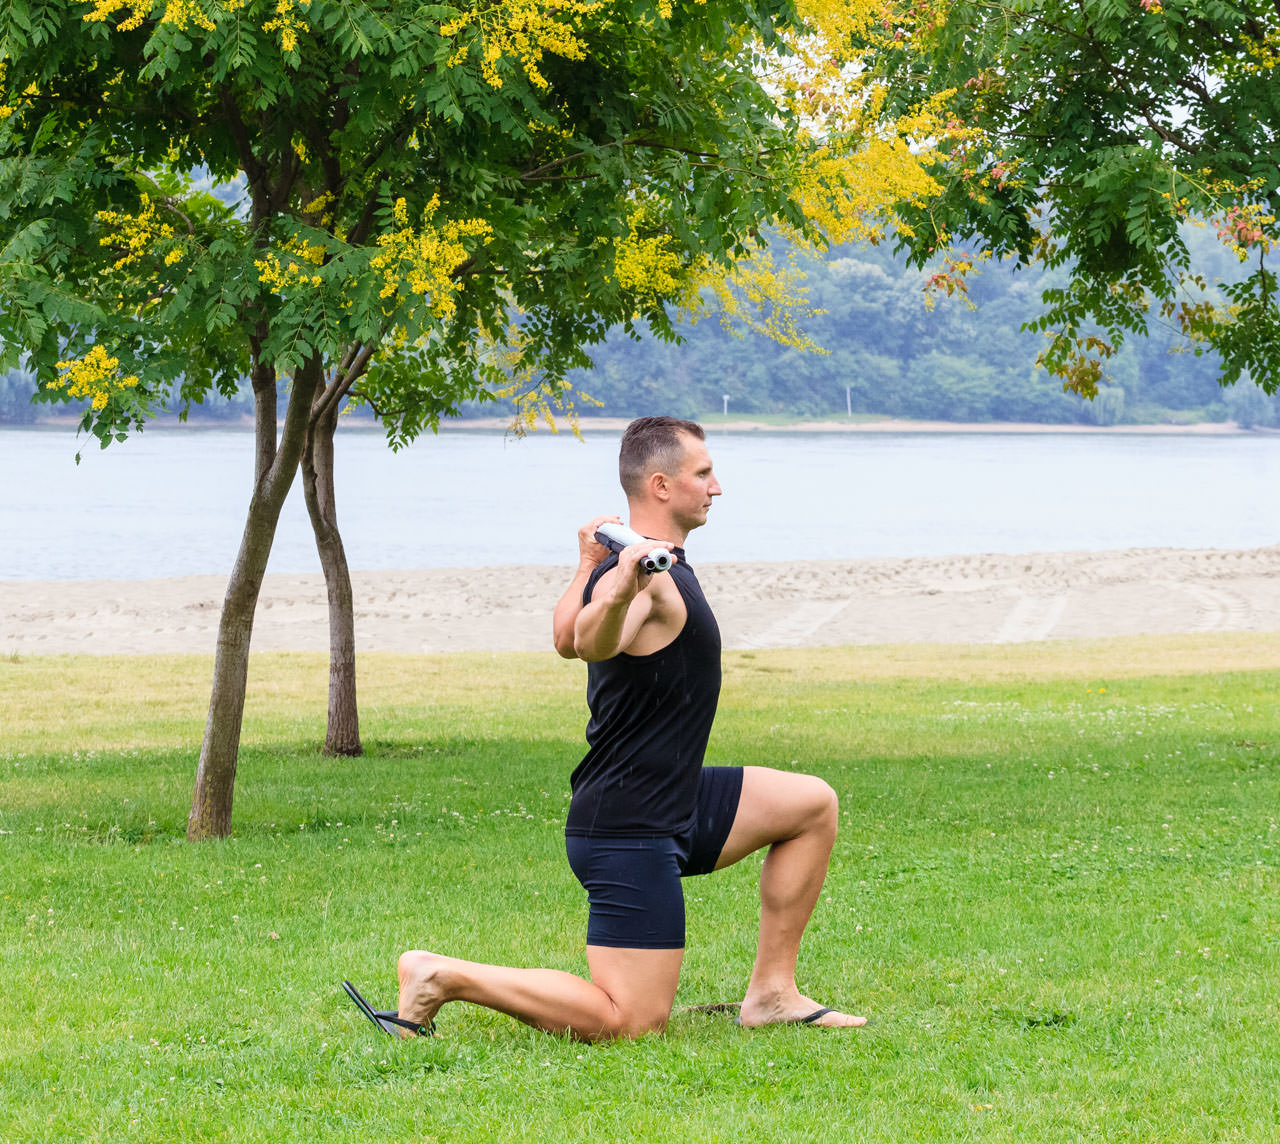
xmin=734 ymin=1006 xmax=873 ymax=1027
xmin=342 ymin=980 xmax=435 ymax=1038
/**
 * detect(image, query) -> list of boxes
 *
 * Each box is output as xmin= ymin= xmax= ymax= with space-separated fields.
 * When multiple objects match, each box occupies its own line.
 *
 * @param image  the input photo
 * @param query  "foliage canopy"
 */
xmin=0 ymin=0 xmax=947 ymax=445
xmin=862 ymin=0 xmax=1280 ymax=395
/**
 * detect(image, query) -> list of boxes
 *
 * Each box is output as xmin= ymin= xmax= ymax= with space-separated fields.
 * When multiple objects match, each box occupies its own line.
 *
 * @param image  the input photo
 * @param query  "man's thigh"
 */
xmin=713 ymin=765 xmax=837 ymax=870
xmin=586 ymin=945 xmax=684 ymax=1035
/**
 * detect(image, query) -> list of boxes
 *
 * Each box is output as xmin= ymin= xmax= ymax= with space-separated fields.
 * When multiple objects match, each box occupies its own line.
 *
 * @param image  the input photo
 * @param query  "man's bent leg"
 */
xmin=714 ymin=765 xmax=866 ymax=1028
xmin=397 ymin=945 xmax=683 ymax=1042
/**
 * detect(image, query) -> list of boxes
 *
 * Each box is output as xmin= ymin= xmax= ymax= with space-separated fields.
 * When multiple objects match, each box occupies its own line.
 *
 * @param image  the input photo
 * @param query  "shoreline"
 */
xmin=4 ymin=544 xmax=1277 ymax=656
xmin=440 ymin=416 xmax=1275 ymax=437
xmin=16 ymin=414 xmax=1276 ymax=437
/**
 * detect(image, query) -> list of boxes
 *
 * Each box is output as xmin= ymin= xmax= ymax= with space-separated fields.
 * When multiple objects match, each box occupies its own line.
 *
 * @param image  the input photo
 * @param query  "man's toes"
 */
xmin=813 ymin=1010 xmax=868 ymax=1028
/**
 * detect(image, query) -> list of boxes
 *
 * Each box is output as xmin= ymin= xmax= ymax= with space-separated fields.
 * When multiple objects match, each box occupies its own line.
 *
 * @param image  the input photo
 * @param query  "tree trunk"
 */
xmin=301 ymin=400 xmax=362 ymax=757
xmin=187 ymin=358 xmax=323 ymax=840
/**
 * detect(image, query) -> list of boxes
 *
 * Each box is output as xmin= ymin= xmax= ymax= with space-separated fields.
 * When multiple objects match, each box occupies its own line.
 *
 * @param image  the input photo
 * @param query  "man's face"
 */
xmin=667 ymin=433 xmax=722 ymax=531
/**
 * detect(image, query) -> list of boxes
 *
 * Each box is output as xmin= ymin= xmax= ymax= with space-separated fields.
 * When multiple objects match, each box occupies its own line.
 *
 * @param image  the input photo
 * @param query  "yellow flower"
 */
xmin=370 ymin=196 xmax=491 ymax=315
xmin=96 ymin=194 xmax=182 ymax=271
xmin=613 ymin=226 xmax=687 ymax=300
xmin=52 ymin=346 xmax=140 ymax=411
xmin=82 ymin=0 xmax=154 ymax=31
xmin=444 ymin=0 xmax=604 ymax=90
xmin=161 ymin=0 xmax=217 ymax=32
xmin=263 ymin=0 xmax=309 ymax=53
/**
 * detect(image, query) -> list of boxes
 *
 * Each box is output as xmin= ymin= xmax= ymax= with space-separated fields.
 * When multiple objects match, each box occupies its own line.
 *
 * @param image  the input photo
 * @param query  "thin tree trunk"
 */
xmin=187 ymin=357 xmax=324 ymax=840
xmin=301 ymin=399 xmax=362 ymax=757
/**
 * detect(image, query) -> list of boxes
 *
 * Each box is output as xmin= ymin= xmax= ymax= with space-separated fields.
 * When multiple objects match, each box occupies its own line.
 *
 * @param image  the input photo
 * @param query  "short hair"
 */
xmin=618 ymin=416 xmax=705 ymax=498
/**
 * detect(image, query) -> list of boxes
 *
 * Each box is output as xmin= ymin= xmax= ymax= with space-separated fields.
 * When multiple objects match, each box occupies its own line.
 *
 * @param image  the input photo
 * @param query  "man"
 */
xmin=393 ymin=417 xmax=864 ymax=1038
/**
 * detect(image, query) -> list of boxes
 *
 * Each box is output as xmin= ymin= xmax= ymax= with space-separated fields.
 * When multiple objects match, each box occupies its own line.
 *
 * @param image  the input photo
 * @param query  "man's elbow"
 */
xmin=574 ymin=636 xmax=609 ymax=662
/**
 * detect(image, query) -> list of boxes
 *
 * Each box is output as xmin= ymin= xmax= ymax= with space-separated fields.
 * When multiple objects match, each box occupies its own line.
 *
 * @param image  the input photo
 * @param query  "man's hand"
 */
xmin=576 ymin=514 xmax=621 ymax=571
xmin=605 ymin=540 xmax=676 ymax=606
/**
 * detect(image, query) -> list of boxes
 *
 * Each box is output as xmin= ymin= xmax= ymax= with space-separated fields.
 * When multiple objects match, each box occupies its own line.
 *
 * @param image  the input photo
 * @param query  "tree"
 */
xmin=0 ymin=364 xmax=36 ymax=423
xmin=1 ymin=0 xmax=946 ymax=837
xmin=1224 ymin=373 xmax=1280 ymax=429
xmin=860 ymin=0 xmax=1280 ymax=395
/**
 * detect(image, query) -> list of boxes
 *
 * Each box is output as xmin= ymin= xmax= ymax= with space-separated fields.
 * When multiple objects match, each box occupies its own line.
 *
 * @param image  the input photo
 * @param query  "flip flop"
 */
xmin=734 ymin=1006 xmax=870 ymax=1027
xmin=342 ymin=980 xmax=435 ymax=1038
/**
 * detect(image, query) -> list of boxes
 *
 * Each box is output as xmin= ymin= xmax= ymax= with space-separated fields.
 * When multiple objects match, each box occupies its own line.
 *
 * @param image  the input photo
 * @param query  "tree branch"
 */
xmin=219 ymin=86 xmax=271 ymax=209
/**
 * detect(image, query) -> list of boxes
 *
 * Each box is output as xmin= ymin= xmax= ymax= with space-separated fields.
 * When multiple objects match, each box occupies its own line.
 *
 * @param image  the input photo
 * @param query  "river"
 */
xmin=2 ymin=425 xmax=1277 ymax=580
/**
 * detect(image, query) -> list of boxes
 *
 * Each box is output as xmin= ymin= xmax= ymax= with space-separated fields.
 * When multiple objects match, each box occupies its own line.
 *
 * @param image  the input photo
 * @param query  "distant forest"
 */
xmin=6 ymin=232 xmax=1280 ymax=430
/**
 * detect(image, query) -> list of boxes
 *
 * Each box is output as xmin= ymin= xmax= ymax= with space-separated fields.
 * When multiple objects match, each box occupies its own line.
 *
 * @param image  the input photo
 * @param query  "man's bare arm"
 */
xmin=552 ymin=515 xmax=620 ymax=659
xmin=573 ymin=543 xmax=676 ymax=662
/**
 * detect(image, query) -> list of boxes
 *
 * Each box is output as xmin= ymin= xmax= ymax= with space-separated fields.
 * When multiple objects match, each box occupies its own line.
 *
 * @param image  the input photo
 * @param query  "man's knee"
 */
xmin=739 ymin=767 xmax=839 ymax=840
xmin=809 ymin=775 xmax=839 ymax=834
xmin=791 ymin=772 xmax=838 ymax=824
xmin=616 ymin=1012 xmax=670 ymax=1040
xmin=594 ymin=1001 xmax=670 ymax=1041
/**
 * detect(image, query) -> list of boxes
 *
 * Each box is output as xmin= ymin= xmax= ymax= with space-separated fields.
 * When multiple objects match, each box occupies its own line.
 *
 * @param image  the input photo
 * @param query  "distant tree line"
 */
xmin=530 ymin=233 xmax=1280 ymax=429
xmin=7 ymin=237 xmax=1280 ymax=430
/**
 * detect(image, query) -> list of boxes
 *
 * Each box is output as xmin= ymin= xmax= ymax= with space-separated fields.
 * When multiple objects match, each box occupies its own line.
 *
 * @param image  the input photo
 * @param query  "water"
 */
xmin=2 ymin=425 xmax=1277 ymax=580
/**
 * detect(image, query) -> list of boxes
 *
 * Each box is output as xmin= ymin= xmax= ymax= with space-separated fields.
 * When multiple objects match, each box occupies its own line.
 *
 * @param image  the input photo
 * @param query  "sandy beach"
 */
xmin=2 ymin=545 xmax=1277 ymax=656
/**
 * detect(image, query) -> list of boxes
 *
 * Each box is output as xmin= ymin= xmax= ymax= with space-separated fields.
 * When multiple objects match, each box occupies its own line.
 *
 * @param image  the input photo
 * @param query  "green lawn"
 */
xmin=1 ymin=635 xmax=1277 ymax=1142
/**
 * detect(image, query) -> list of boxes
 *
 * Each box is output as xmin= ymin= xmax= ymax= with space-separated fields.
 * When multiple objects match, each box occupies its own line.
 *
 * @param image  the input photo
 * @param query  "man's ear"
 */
xmin=648 ymin=469 xmax=671 ymax=502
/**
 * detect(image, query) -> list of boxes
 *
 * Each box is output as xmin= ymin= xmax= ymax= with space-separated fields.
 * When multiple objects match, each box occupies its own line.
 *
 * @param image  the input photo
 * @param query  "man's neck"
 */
xmin=627 ymin=510 xmax=688 ymax=548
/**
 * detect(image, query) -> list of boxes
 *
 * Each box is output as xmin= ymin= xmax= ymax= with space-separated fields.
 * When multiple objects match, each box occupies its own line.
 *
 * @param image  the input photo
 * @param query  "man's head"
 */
xmin=618 ymin=416 xmax=721 ymax=538
xmin=619 ymin=417 xmax=704 ymax=498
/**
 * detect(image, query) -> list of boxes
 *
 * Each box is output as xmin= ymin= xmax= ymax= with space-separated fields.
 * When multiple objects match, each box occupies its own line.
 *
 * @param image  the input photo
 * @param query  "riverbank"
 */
xmin=443 ymin=416 xmax=1275 ymax=435
xmin=4 ymin=545 xmax=1277 ymax=656
xmin=22 ymin=412 xmax=1278 ymax=436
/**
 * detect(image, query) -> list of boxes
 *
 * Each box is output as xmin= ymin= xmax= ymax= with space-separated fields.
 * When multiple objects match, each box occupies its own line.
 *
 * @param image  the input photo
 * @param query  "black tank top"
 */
xmin=565 ymin=549 xmax=722 ymax=837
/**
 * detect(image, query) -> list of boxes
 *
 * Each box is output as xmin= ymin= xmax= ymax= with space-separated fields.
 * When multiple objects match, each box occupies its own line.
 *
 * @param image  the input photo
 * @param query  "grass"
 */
xmin=1 ymin=634 xmax=1278 ymax=1142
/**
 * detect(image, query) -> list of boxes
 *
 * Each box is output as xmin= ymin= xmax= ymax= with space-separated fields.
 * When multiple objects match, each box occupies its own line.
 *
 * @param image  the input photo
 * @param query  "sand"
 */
xmin=2 ymin=545 xmax=1278 ymax=656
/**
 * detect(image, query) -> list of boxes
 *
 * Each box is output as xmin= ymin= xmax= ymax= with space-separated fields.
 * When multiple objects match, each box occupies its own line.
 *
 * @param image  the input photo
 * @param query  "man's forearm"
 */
xmin=552 ymin=561 xmax=598 ymax=658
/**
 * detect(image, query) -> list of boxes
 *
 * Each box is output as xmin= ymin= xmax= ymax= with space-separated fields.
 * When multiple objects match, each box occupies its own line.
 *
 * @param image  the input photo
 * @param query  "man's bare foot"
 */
xmin=737 ymin=990 xmax=868 ymax=1029
xmin=397 ymin=949 xmax=454 ymax=1037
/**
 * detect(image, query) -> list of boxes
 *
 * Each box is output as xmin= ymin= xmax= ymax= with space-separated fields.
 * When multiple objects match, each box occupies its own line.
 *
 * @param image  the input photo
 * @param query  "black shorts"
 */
xmin=565 ymin=766 xmax=744 ymax=950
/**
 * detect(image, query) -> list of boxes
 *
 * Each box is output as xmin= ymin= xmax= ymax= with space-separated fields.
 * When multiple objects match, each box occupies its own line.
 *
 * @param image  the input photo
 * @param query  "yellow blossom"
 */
xmin=79 ymin=0 xmax=304 ymax=53
xmin=52 ymin=345 xmax=140 ymax=411
xmin=697 ymin=249 xmax=825 ymax=352
xmin=612 ymin=225 xmax=692 ymax=302
xmin=369 ymin=196 xmax=491 ymax=316
xmin=254 ymin=231 xmax=335 ymax=291
xmin=263 ymin=0 xmax=309 ymax=53
xmin=161 ymin=0 xmax=216 ymax=32
xmin=443 ymin=0 xmax=603 ymax=90
xmin=96 ymin=194 xmax=184 ymax=271
xmin=82 ymin=0 xmax=154 ymax=31
xmin=1238 ymin=31 xmax=1280 ymax=73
